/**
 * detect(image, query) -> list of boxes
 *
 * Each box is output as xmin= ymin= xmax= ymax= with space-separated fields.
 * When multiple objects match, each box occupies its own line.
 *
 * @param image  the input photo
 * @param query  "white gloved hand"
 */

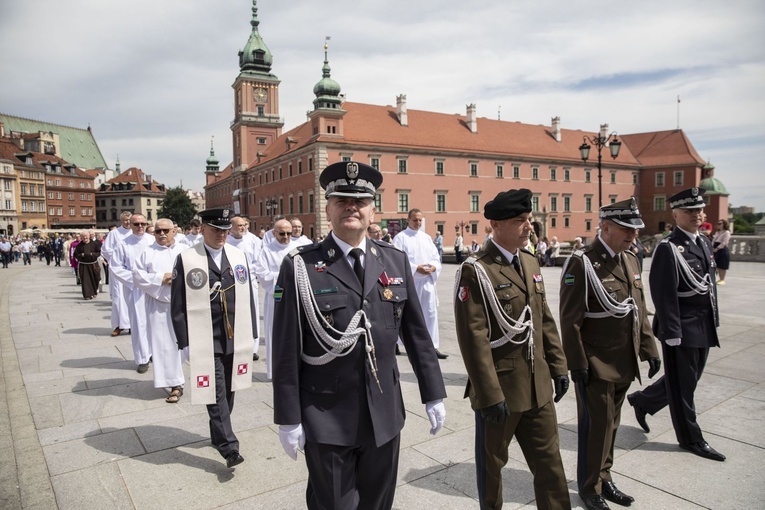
xmin=666 ymin=338 xmax=681 ymax=347
xmin=278 ymin=423 xmax=306 ymax=460
xmin=426 ymin=399 xmax=446 ymax=435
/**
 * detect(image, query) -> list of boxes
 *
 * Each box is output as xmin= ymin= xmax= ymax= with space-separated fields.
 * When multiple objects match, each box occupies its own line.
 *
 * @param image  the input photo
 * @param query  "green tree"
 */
xmin=158 ymin=187 xmax=197 ymax=227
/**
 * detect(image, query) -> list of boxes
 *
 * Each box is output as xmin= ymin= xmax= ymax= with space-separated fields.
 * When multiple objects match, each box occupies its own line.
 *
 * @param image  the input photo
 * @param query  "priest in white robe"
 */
xmin=133 ymin=218 xmax=189 ymax=401
xmin=101 ymin=212 xmax=133 ymax=336
xmin=227 ymin=216 xmax=263 ymax=359
xmin=111 ymin=214 xmax=156 ymax=372
xmin=255 ymin=218 xmax=311 ymax=379
xmin=392 ymin=209 xmax=447 ymax=359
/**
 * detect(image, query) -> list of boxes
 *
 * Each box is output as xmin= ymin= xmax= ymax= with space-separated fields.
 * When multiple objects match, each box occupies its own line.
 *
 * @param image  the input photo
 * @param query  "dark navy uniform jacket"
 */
xmin=272 ymin=236 xmax=447 ymax=448
xmin=649 ymin=227 xmax=719 ymax=348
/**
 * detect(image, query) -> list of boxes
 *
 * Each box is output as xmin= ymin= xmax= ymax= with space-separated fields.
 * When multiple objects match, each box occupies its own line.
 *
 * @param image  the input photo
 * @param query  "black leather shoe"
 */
xmin=602 ymin=481 xmax=634 ymax=506
xmin=580 ymin=494 xmax=610 ymax=510
xmin=680 ymin=441 xmax=726 ymax=461
xmin=627 ymin=393 xmax=650 ymax=433
xmin=252 ymin=353 xmax=259 ymax=361
xmin=395 ymin=345 xmax=402 ymax=356
xmin=136 ymin=363 xmax=149 ymax=374
xmin=226 ymin=451 xmax=245 ymax=468
xmin=435 ymin=349 xmax=449 ymax=360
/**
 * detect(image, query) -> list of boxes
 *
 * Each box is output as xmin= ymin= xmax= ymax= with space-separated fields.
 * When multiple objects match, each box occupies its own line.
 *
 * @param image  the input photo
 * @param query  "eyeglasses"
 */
xmin=276 ymin=232 xmax=291 ymax=237
xmin=155 ymin=229 xmax=170 ymax=235
xmin=132 ymin=222 xmax=147 ymax=227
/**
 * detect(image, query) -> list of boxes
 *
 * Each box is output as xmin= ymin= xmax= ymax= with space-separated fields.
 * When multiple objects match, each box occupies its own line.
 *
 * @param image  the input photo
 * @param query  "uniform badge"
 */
xmin=228 ymin=267 xmax=234 ymax=278
xmin=323 ymin=313 xmax=334 ymax=326
xmin=458 ymin=286 xmax=470 ymax=302
xmin=234 ymin=264 xmax=248 ymax=284
xmin=274 ymin=285 xmax=284 ymax=302
xmin=503 ymin=303 xmax=513 ymax=315
xmin=495 ymin=283 xmax=513 ymax=290
xmin=495 ymin=256 xmax=502 ymax=263
xmin=564 ymin=273 xmax=575 ymax=286
xmin=533 ymin=274 xmax=543 ymax=283
xmin=677 ymin=245 xmax=685 ymax=253
xmin=394 ymin=306 xmax=403 ymax=321
xmin=633 ymin=280 xmax=642 ymax=289
xmin=633 ymin=273 xmax=641 ymax=280
xmin=171 ymin=269 xmax=177 ymax=280
xmin=346 ymin=162 xmax=359 ymax=179
xmin=601 ymin=253 xmax=607 ymax=260
xmin=370 ymin=246 xmax=378 ymax=256
xmin=383 ymin=288 xmax=394 ymax=300
xmin=692 ymin=187 xmax=699 ymax=197
xmin=237 ymin=363 xmax=248 ymax=375
xmin=593 ymin=262 xmax=601 ymax=269
xmin=315 ymin=261 xmax=326 ymax=272
xmin=314 ymin=287 xmax=337 ymax=295
xmin=223 ymin=209 xmax=230 ymax=218
xmin=196 ymin=375 xmax=210 ymax=388
xmin=187 ymin=269 xmax=207 ymax=290
xmin=328 ymin=248 xmax=336 ymax=258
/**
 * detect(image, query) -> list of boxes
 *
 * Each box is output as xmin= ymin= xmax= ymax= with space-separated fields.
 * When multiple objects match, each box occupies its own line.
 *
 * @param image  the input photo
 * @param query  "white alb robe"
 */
xmin=111 ymin=233 xmax=155 ymax=365
xmin=227 ymin=233 xmax=263 ymax=353
xmin=177 ymin=233 xmax=203 ymax=247
xmin=255 ymin=236 xmax=312 ymax=379
xmin=392 ymin=227 xmax=442 ymax=348
xmin=133 ymin=241 xmax=188 ymax=388
xmin=101 ymin=226 xmax=132 ymax=330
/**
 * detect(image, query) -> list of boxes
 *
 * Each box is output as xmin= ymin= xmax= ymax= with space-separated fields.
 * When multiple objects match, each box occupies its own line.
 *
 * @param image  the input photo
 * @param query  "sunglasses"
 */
xmin=276 ymin=232 xmax=291 ymax=237
xmin=132 ymin=222 xmax=147 ymax=227
xmin=154 ymin=229 xmax=171 ymax=235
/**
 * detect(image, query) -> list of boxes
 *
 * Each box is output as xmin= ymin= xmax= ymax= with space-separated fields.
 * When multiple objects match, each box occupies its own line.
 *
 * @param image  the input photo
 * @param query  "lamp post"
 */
xmin=265 ymin=198 xmax=279 ymax=228
xmin=455 ymin=220 xmax=468 ymax=237
xmin=579 ymin=128 xmax=622 ymax=208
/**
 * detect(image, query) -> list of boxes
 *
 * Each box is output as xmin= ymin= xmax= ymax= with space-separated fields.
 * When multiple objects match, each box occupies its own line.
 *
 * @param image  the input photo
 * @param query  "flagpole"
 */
xmin=677 ymin=95 xmax=681 ymax=130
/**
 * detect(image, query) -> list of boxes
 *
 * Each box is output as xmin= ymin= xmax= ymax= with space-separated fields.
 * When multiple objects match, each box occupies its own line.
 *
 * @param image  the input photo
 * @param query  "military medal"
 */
xmin=315 ymin=261 xmax=326 ymax=272
xmin=383 ymin=288 xmax=394 ymax=300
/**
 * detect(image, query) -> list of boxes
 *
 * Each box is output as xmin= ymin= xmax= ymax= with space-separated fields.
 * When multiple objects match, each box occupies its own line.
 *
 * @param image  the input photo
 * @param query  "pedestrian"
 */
xmin=0 ymin=237 xmax=11 ymax=268
xmin=133 ymin=219 xmax=189 ymax=403
xmin=548 ymin=236 xmax=560 ymax=266
xmin=171 ymin=208 xmax=258 ymax=469
xmin=712 ymin=219 xmax=731 ymax=284
xmin=178 ymin=218 xmax=203 ymax=247
xmin=74 ymin=231 xmax=101 ymax=300
xmin=367 ymin=223 xmax=383 ymax=241
xmin=290 ymin=217 xmax=311 ymax=244
xmin=454 ymin=231 xmax=465 ymax=263
xmin=69 ymin=235 xmax=81 ymax=284
xmin=272 ymin=161 xmax=447 ymax=509
xmin=110 ymin=214 xmax=155 ymax=373
xmin=536 ymin=236 xmax=548 ymax=267
xmin=255 ymin=218 xmax=310 ymax=379
xmin=559 ymin=198 xmax=660 ymax=510
xmin=102 ymin=213 xmax=133 ymax=337
xmin=380 ymin=227 xmax=392 ymax=243
xmin=20 ymin=237 xmax=33 ymax=265
xmin=433 ymin=231 xmax=443 ymax=261
xmin=629 ymin=233 xmax=649 ymax=271
xmin=227 ymin=215 xmax=263 ymax=361
xmin=392 ymin=208 xmax=448 ymax=359
xmin=627 ymin=187 xmax=725 ymax=462
xmin=470 ymin=239 xmax=480 ymax=253
xmin=52 ymin=233 xmax=63 ymax=266
xmin=454 ymin=188 xmax=571 ymax=510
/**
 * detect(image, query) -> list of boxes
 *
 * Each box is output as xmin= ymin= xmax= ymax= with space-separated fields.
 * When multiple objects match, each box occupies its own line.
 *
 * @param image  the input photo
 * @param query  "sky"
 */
xmin=1 ymin=0 xmax=764 ymax=210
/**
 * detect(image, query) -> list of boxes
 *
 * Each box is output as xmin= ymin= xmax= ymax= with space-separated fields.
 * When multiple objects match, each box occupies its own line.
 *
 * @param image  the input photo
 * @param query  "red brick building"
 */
xmin=206 ymin=3 xmax=718 ymax=243
xmin=43 ymin=155 xmax=97 ymax=229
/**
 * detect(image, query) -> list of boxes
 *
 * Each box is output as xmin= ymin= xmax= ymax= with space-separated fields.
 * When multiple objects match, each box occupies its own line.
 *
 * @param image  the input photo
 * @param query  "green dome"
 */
xmin=312 ymin=45 xmax=342 ymax=110
xmin=238 ymin=1 xmax=273 ymax=73
xmin=699 ymin=176 xmax=728 ymax=195
xmin=206 ymin=139 xmax=219 ymax=167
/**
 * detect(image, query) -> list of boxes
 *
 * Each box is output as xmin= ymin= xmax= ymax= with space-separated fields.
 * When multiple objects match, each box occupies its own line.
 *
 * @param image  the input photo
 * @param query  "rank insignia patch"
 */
xmin=458 ymin=286 xmax=470 ymax=302
xmin=274 ymin=285 xmax=284 ymax=302
xmin=237 ymin=363 xmax=248 ymax=375
xmin=327 ymin=248 xmax=336 ymax=258
xmin=197 ymin=375 xmax=210 ymax=388
xmin=564 ymin=273 xmax=575 ymax=286
xmin=187 ymin=269 xmax=208 ymax=290
xmin=234 ymin=264 xmax=248 ymax=284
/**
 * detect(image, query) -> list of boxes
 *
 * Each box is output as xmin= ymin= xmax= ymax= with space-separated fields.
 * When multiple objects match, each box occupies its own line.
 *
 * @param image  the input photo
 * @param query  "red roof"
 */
xmin=620 ymin=130 xmax=705 ymax=167
xmin=105 ymin=167 xmax=165 ymax=192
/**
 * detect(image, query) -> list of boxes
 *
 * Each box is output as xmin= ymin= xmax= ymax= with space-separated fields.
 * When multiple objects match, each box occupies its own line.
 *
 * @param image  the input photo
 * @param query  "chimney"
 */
xmin=467 ymin=103 xmax=477 ymax=133
xmin=551 ymin=116 xmax=561 ymax=142
xmin=0 ymin=122 xmax=4 ymax=138
xmin=600 ymin=123 xmax=609 ymax=143
xmin=396 ymin=94 xmax=408 ymax=126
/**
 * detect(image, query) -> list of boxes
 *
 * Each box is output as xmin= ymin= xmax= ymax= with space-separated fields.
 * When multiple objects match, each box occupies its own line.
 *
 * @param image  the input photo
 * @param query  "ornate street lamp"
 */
xmin=579 ymin=128 xmax=622 ymax=208
xmin=455 ymin=220 xmax=469 ymax=237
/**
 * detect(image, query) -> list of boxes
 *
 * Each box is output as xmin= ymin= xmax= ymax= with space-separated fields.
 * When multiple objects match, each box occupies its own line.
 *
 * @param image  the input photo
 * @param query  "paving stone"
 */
xmin=50 ymin=462 xmax=133 ymax=510
xmin=44 ymin=428 xmax=146 ymax=476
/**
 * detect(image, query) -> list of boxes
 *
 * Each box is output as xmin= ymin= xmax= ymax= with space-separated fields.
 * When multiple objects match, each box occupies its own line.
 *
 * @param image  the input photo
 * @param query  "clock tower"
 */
xmin=231 ymin=0 xmax=283 ymax=173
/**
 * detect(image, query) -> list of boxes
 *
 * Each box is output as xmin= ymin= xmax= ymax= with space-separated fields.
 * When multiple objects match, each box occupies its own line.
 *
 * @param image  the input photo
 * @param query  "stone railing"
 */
xmin=729 ymin=235 xmax=765 ymax=262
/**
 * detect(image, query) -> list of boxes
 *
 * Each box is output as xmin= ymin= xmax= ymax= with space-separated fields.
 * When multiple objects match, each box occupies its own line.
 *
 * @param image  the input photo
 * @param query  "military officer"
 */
xmin=627 ymin=187 xmax=725 ymax=462
xmin=170 ymin=208 xmax=258 ymax=468
xmin=559 ymin=198 xmax=660 ymax=510
xmin=272 ymin=161 xmax=447 ymax=510
xmin=454 ymin=188 xmax=571 ymax=510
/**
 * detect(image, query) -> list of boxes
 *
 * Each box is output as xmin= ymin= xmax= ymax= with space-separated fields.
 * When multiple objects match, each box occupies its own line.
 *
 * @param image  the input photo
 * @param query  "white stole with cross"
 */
xmin=181 ymin=243 xmax=253 ymax=405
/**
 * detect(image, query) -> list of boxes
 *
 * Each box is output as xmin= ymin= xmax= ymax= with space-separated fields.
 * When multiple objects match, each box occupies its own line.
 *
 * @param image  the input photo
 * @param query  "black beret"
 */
xmin=198 ymin=208 xmax=233 ymax=230
xmin=484 ymin=188 xmax=533 ymax=220
xmin=668 ymin=187 xmax=706 ymax=209
xmin=320 ymin=161 xmax=383 ymax=199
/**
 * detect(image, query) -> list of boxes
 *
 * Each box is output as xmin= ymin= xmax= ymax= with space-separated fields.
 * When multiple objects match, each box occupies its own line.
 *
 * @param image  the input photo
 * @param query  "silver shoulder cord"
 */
xmin=454 ymin=259 xmax=535 ymax=371
xmin=578 ymin=253 xmax=640 ymax=345
xmin=293 ymin=255 xmax=382 ymax=392
xmin=662 ymin=240 xmax=717 ymax=314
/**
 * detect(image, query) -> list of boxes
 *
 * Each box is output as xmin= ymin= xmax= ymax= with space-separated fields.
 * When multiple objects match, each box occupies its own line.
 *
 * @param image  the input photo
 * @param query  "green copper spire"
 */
xmin=313 ymin=38 xmax=342 ymax=110
xmin=238 ymin=0 xmax=273 ymax=73
xmin=206 ymin=137 xmax=220 ymax=173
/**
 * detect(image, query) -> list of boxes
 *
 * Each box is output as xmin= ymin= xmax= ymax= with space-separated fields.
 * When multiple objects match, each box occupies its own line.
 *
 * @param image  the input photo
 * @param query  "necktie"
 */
xmin=349 ymin=248 xmax=364 ymax=285
xmin=512 ymin=256 xmax=523 ymax=279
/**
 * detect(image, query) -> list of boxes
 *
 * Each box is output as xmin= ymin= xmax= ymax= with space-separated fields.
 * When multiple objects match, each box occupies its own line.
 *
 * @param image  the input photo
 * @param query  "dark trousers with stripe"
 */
xmin=631 ymin=344 xmax=709 ymax=446
xmin=207 ymin=353 xmax=239 ymax=458
xmin=304 ymin=434 xmax=400 ymax=510
xmin=575 ymin=378 xmax=630 ymax=496
xmin=475 ymin=401 xmax=571 ymax=510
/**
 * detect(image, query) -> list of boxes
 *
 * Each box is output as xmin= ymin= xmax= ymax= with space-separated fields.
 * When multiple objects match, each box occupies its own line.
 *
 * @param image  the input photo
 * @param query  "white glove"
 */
xmin=666 ymin=338 xmax=681 ymax=347
xmin=426 ymin=399 xmax=446 ymax=435
xmin=278 ymin=423 xmax=305 ymax=460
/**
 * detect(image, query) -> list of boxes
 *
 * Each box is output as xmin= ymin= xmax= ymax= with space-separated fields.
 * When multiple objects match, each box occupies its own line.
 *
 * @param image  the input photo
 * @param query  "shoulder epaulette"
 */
xmin=289 ymin=243 xmax=319 ymax=258
xmin=573 ymin=249 xmax=584 ymax=257
xmin=463 ymin=256 xmax=477 ymax=265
